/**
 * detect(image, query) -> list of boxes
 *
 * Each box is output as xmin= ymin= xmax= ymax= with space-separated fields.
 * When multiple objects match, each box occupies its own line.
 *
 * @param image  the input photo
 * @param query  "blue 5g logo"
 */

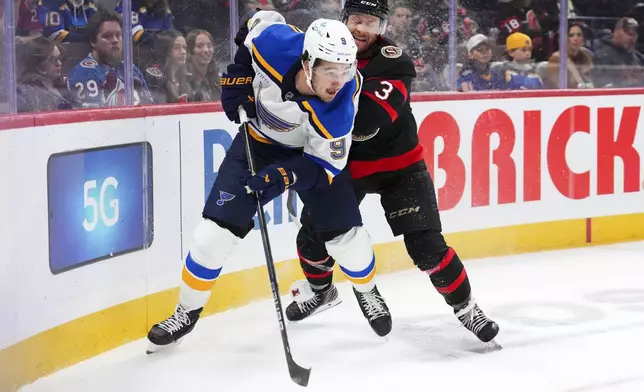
xmin=83 ymin=177 xmax=119 ymax=232
xmin=47 ymin=142 xmax=154 ymax=274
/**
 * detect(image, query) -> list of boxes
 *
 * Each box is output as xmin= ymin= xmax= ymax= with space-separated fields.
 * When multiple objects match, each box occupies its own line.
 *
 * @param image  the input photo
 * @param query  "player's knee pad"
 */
xmin=403 ymin=229 xmax=449 ymax=271
xmin=181 ymin=219 xmax=237 ymax=294
xmin=326 ymin=226 xmax=376 ymax=292
xmin=296 ymin=226 xmax=331 ymax=264
xmin=180 ymin=219 xmax=237 ymax=309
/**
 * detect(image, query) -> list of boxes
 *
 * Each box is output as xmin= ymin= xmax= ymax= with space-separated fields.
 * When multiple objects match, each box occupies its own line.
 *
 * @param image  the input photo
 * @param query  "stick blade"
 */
xmin=288 ymin=359 xmax=311 ymax=387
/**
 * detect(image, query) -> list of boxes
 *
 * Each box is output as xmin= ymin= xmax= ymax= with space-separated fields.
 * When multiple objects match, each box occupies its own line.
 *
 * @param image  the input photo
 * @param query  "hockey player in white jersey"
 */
xmin=146 ymin=12 xmax=392 ymax=353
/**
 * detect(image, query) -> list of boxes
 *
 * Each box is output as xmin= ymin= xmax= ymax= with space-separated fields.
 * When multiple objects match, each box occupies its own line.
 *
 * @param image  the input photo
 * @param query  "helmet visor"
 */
xmin=312 ymin=60 xmax=358 ymax=84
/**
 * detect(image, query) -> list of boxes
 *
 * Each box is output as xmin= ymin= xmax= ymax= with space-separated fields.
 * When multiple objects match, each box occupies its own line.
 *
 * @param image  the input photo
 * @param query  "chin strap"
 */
xmin=302 ymin=59 xmax=314 ymax=93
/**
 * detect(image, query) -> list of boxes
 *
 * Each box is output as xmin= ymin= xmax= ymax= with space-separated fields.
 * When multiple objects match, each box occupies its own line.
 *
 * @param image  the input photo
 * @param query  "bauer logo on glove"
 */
xmin=246 ymin=165 xmax=296 ymax=202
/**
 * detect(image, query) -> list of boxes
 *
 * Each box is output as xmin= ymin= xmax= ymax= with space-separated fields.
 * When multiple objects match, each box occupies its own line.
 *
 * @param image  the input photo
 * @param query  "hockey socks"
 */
xmin=423 ymin=247 xmax=471 ymax=306
xmin=298 ymin=252 xmax=336 ymax=292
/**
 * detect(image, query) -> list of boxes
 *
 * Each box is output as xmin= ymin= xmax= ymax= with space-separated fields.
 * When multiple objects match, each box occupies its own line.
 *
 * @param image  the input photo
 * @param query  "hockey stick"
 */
xmin=239 ymin=107 xmax=311 ymax=387
xmin=286 ymin=189 xmax=301 ymax=228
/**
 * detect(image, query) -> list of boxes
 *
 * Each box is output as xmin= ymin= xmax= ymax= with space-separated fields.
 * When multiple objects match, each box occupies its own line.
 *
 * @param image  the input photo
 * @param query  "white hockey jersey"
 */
xmin=242 ymin=14 xmax=362 ymax=183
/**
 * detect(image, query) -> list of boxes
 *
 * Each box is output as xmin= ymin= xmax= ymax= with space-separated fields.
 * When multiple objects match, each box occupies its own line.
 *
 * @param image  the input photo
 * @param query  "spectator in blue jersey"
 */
xmin=458 ymin=34 xmax=505 ymax=91
xmin=501 ymin=32 xmax=544 ymax=90
xmin=185 ymin=29 xmax=221 ymax=101
xmin=116 ymin=0 xmax=172 ymax=46
xmin=16 ymin=36 xmax=72 ymax=112
xmin=67 ymin=9 xmax=154 ymax=107
xmin=145 ymin=29 xmax=194 ymax=103
xmin=38 ymin=0 xmax=97 ymax=42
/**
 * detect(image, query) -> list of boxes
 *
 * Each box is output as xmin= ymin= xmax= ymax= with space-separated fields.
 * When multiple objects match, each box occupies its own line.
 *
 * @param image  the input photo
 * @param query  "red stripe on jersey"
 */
xmin=365 ymin=78 xmax=409 ymax=101
xmin=362 ymin=91 xmax=399 ymax=122
xmin=349 ymin=143 xmax=424 ymax=179
xmin=424 ymin=247 xmax=456 ymax=275
xmin=389 ymin=80 xmax=409 ymax=100
xmin=436 ymin=269 xmax=468 ymax=294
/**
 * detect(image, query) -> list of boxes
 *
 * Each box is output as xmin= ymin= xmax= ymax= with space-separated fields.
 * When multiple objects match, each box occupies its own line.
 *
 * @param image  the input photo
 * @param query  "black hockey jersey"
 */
xmin=348 ymin=37 xmax=422 ymax=180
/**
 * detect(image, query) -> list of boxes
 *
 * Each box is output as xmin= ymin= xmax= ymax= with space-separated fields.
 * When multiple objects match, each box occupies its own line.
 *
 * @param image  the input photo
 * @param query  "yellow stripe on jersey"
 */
xmin=327 ymin=173 xmax=334 ymax=184
xmin=252 ymin=44 xmax=283 ymax=83
xmin=301 ymin=101 xmax=334 ymax=139
xmin=288 ymin=24 xmax=302 ymax=32
xmin=352 ymin=74 xmax=361 ymax=101
xmin=247 ymin=123 xmax=273 ymax=145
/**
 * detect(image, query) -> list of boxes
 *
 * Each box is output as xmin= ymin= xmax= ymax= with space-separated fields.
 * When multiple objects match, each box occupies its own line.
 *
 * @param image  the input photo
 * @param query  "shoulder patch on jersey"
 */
xmin=381 ymin=46 xmax=402 ymax=59
xmin=80 ymin=59 xmax=99 ymax=68
xmin=146 ymin=67 xmax=163 ymax=78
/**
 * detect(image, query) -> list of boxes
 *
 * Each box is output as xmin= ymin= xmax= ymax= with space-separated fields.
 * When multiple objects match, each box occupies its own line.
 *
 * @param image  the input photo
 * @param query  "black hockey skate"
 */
xmin=353 ymin=286 xmax=392 ymax=337
xmin=455 ymin=299 xmax=499 ymax=343
xmin=285 ymin=283 xmax=342 ymax=322
xmin=147 ymin=304 xmax=203 ymax=354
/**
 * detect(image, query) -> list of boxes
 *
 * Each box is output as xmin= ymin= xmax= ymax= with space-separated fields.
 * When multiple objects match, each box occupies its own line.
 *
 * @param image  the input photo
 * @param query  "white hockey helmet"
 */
xmin=302 ymin=18 xmax=358 ymax=91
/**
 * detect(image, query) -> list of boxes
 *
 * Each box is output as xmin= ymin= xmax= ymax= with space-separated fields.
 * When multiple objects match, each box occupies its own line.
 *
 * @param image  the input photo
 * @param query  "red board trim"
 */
xmin=2 ymin=88 xmax=644 ymax=131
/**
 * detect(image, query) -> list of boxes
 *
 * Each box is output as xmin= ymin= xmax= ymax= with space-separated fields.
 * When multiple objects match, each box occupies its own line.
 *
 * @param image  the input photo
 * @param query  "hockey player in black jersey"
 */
xmin=285 ymin=0 xmax=500 ymax=344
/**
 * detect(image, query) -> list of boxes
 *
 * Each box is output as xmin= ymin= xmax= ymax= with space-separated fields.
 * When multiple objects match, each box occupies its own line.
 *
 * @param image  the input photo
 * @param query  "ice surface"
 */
xmin=21 ymin=242 xmax=644 ymax=392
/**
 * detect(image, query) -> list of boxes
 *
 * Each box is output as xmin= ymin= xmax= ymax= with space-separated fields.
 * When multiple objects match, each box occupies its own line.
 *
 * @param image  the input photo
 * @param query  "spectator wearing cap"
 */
xmin=457 ymin=34 xmax=505 ymax=91
xmin=501 ymin=32 xmax=544 ymax=89
xmin=592 ymin=17 xmax=644 ymax=88
xmin=544 ymin=22 xmax=594 ymax=89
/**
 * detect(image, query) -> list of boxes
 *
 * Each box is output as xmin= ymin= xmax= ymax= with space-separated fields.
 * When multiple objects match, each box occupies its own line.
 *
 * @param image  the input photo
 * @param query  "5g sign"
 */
xmin=83 ymin=177 xmax=119 ymax=232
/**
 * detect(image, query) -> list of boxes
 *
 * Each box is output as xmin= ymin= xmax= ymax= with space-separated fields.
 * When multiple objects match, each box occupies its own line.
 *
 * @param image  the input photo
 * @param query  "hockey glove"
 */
xmin=221 ymin=63 xmax=256 ymax=123
xmin=246 ymin=165 xmax=296 ymax=203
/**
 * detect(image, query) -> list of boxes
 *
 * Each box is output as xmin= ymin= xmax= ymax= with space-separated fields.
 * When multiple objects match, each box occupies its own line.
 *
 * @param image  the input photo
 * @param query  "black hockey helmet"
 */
xmin=341 ymin=0 xmax=389 ymax=35
xmin=342 ymin=0 xmax=389 ymax=22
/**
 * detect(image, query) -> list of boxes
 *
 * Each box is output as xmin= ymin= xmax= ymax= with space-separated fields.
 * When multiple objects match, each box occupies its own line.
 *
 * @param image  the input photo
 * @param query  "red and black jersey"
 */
xmin=348 ymin=37 xmax=422 ymax=180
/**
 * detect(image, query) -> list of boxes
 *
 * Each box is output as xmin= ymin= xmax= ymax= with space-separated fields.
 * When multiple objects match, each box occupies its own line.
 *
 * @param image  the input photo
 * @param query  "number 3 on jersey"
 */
xmin=375 ymin=81 xmax=394 ymax=100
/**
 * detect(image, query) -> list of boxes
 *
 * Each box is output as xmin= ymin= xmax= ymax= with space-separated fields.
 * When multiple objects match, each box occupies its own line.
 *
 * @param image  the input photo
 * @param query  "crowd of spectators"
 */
xmin=2 ymin=0 xmax=644 ymax=113
xmin=3 ymin=0 xmax=225 ymax=111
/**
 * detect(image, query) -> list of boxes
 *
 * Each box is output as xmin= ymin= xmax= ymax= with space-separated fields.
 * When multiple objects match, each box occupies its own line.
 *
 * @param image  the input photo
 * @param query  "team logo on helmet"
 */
xmin=381 ymin=46 xmax=402 ymax=58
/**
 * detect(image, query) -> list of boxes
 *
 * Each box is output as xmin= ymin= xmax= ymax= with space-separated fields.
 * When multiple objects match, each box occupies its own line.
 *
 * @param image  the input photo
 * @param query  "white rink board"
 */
xmin=1 ymin=94 xmax=643 ymax=352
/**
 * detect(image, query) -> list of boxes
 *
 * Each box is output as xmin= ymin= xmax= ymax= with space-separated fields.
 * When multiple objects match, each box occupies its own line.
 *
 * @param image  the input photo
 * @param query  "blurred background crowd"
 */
xmin=1 ymin=0 xmax=644 ymax=113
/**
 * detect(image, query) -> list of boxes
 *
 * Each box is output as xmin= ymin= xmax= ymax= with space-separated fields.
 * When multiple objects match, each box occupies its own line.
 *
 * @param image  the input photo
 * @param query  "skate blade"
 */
xmin=288 ymin=298 xmax=342 ymax=324
xmin=146 ymin=338 xmax=183 ymax=355
xmin=487 ymin=339 xmax=503 ymax=350
xmin=469 ymin=339 xmax=503 ymax=354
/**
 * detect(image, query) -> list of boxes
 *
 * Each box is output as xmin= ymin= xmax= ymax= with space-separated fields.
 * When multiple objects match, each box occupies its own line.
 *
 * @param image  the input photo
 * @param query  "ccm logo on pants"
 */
xmin=388 ymin=206 xmax=420 ymax=219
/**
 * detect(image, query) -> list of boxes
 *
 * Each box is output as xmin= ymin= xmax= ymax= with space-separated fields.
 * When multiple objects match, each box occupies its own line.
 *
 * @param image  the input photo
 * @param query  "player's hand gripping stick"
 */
xmin=239 ymin=107 xmax=312 ymax=387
